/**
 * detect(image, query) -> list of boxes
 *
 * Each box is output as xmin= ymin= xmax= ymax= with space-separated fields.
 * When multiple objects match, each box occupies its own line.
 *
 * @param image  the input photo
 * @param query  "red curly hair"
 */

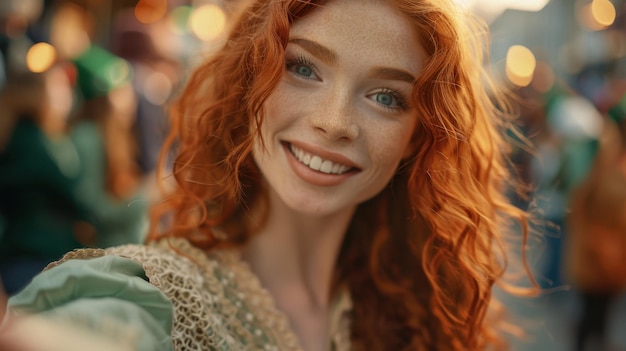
xmin=148 ymin=0 xmax=533 ymax=349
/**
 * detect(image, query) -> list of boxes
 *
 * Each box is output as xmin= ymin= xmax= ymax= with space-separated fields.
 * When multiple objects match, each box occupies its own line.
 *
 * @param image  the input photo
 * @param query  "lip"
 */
xmin=282 ymin=141 xmax=360 ymax=186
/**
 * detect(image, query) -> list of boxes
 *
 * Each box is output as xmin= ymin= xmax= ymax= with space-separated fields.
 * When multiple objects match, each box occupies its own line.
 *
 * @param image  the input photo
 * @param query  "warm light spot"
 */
xmin=189 ymin=4 xmax=226 ymax=41
xmin=49 ymin=3 xmax=91 ymax=58
xmin=591 ymin=0 xmax=616 ymax=27
xmin=26 ymin=42 xmax=57 ymax=73
xmin=135 ymin=0 xmax=168 ymax=24
xmin=578 ymin=4 xmax=602 ymax=31
xmin=505 ymin=45 xmax=536 ymax=87
xmin=143 ymin=71 xmax=173 ymax=105
xmin=578 ymin=0 xmax=616 ymax=31
xmin=453 ymin=0 xmax=550 ymax=22
xmin=506 ymin=67 xmax=533 ymax=87
xmin=503 ymin=0 xmax=550 ymax=12
xmin=453 ymin=0 xmax=550 ymax=11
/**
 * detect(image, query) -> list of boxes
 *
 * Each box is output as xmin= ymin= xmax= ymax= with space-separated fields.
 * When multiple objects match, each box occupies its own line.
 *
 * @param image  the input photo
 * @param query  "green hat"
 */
xmin=73 ymin=45 xmax=131 ymax=100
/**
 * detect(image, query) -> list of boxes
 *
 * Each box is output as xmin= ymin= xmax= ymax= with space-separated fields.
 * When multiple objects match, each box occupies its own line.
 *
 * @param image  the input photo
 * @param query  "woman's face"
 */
xmin=42 ymin=65 xmax=74 ymax=135
xmin=253 ymin=0 xmax=426 ymax=216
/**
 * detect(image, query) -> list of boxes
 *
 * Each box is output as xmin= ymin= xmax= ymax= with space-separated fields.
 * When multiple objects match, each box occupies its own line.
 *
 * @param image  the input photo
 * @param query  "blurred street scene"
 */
xmin=0 ymin=0 xmax=625 ymax=350
xmin=482 ymin=1 xmax=626 ymax=350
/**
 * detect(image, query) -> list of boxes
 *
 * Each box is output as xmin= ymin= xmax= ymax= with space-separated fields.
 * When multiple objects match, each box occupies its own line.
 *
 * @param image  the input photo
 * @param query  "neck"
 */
xmin=241 ymin=189 xmax=355 ymax=309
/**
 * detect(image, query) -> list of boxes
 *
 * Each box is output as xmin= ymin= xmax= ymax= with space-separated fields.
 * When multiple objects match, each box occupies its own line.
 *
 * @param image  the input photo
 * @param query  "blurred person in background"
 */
xmin=565 ymin=92 xmax=626 ymax=351
xmin=69 ymin=45 xmax=149 ymax=248
xmin=0 ymin=61 xmax=97 ymax=295
xmin=517 ymin=76 xmax=601 ymax=290
xmin=0 ymin=0 xmax=44 ymax=151
xmin=110 ymin=9 xmax=182 ymax=179
xmin=539 ymin=89 xmax=605 ymax=289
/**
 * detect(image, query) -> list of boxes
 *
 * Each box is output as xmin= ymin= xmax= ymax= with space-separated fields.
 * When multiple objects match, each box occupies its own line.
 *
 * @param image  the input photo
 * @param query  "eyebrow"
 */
xmin=370 ymin=67 xmax=416 ymax=84
xmin=288 ymin=37 xmax=417 ymax=84
xmin=289 ymin=38 xmax=338 ymax=65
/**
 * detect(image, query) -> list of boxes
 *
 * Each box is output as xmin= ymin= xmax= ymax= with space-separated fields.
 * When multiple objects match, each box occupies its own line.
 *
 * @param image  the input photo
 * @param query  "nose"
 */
xmin=311 ymin=94 xmax=359 ymax=142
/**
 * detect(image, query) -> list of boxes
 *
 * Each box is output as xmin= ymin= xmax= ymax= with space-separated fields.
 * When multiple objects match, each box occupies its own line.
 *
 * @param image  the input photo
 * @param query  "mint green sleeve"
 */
xmin=7 ymin=255 xmax=174 ymax=351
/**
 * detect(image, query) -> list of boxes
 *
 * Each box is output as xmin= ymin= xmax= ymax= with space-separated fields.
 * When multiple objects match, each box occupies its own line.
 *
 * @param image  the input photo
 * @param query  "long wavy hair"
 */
xmin=148 ymin=0 xmax=533 ymax=349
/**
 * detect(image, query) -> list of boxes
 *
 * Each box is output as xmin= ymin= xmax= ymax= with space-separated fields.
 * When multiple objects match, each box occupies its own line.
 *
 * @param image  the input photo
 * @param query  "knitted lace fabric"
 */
xmin=47 ymin=238 xmax=353 ymax=351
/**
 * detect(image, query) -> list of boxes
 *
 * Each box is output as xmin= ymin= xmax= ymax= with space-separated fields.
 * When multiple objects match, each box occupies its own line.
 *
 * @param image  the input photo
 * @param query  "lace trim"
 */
xmin=45 ymin=248 xmax=107 ymax=271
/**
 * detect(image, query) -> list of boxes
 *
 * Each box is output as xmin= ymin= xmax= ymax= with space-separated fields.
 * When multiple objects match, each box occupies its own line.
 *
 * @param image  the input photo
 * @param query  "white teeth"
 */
xmin=320 ymin=160 xmax=333 ymax=173
xmin=289 ymin=144 xmax=351 ymax=175
xmin=309 ymin=156 xmax=322 ymax=171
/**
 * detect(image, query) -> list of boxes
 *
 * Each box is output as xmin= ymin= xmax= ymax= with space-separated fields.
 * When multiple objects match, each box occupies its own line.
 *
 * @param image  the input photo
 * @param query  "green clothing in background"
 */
xmin=70 ymin=121 xmax=147 ymax=247
xmin=0 ymin=119 xmax=91 ymax=262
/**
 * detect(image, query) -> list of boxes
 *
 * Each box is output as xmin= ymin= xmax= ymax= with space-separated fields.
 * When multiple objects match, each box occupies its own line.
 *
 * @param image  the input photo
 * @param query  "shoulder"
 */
xmin=7 ymin=247 xmax=175 ymax=351
xmin=10 ymin=247 xmax=172 ymax=318
xmin=43 ymin=240 xmax=226 ymax=312
xmin=20 ymin=239 xmax=306 ymax=351
xmin=10 ymin=240 xmax=242 ymax=350
xmin=102 ymin=239 xmax=304 ymax=351
xmin=107 ymin=239 xmax=266 ymax=350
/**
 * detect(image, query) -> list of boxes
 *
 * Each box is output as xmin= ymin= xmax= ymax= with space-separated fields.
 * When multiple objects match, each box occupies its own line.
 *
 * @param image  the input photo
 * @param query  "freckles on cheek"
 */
xmin=373 ymin=127 xmax=412 ymax=160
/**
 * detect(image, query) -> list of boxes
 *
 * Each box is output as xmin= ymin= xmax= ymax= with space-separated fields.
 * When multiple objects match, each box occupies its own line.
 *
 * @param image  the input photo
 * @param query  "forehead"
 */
xmin=289 ymin=0 xmax=425 ymax=73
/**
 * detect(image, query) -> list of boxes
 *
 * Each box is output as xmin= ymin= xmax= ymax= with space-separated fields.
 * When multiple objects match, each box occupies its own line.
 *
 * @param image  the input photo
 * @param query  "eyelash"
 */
xmin=376 ymin=88 xmax=410 ymax=112
xmin=285 ymin=55 xmax=318 ymax=80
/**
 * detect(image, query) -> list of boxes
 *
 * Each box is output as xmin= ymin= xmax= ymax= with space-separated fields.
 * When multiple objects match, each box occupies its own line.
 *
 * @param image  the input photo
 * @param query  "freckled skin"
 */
xmin=253 ymin=0 xmax=427 ymax=216
xmin=311 ymin=1 xmax=422 ymax=69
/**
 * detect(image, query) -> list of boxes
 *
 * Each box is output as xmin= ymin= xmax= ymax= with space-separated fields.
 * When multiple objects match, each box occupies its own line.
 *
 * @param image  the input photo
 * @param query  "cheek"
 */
xmin=371 ymin=142 xmax=406 ymax=174
xmin=370 ymin=122 xmax=416 ymax=164
xmin=259 ymin=85 xmax=293 ymax=134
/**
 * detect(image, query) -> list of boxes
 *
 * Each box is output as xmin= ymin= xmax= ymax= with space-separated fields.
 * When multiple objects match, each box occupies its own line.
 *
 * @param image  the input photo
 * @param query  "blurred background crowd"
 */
xmin=0 ymin=0 xmax=625 ymax=350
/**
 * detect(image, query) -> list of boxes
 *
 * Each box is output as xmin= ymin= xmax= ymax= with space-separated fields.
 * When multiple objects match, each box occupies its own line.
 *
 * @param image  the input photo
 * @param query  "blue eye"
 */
xmin=294 ymin=64 xmax=314 ymax=78
xmin=286 ymin=55 xmax=319 ymax=81
xmin=370 ymin=88 xmax=409 ymax=111
xmin=375 ymin=93 xmax=394 ymax=106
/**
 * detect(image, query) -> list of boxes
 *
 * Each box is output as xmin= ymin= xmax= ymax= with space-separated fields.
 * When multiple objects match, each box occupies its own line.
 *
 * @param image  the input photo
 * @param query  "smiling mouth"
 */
xmin=288 ymin=143 xmax=354 ymax=175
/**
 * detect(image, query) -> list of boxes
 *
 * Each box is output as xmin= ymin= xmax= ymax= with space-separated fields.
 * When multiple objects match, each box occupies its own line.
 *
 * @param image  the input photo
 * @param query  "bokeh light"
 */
xmin=49 ymin=2 xmax=91 ymax=58
xmin=578 ymin=0 xmax=616 ymax=31
xmin=135 ymin=0 xmax=168 ymax=24
xmin=591 ymin=0 xmax=616 ymax=27
xmin=26 ymin=42 xmax=56 ymax=73
xmin=143 ymin=71 xmax=173 ymax=105
xmin=505 ymin=45 xmax=537 ymax=87
xmin=189 ymin=4 xmax=226 ymax=41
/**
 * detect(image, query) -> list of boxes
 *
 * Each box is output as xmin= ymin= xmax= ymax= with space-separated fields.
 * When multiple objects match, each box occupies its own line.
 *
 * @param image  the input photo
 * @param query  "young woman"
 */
xmin=2 ymin=0 xmax=532 ymax=350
